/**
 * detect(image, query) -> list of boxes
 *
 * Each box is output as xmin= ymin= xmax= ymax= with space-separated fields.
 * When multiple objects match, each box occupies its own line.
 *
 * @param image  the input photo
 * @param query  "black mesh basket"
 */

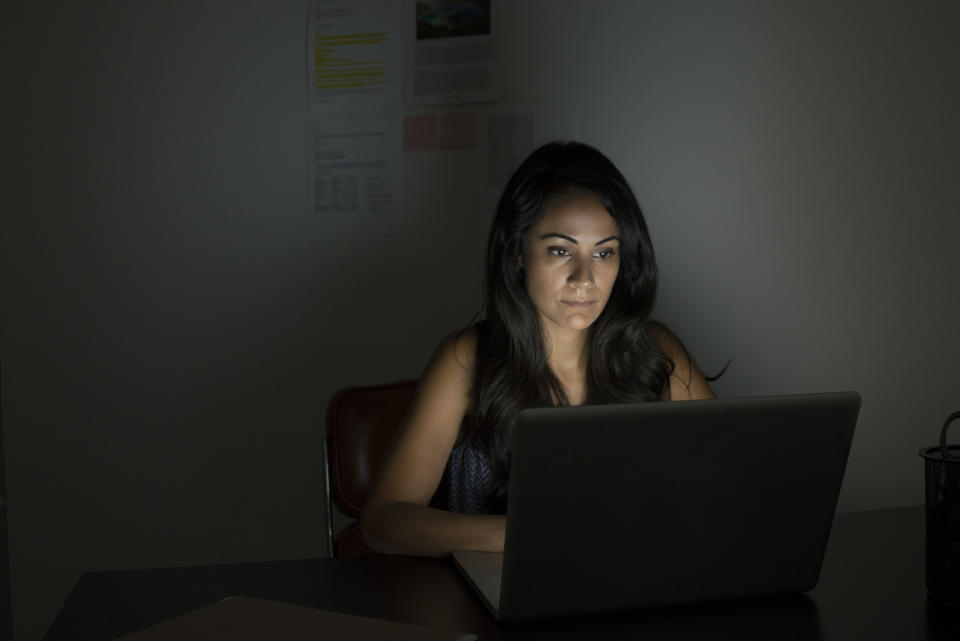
xmin=919 ymin=411 xmax=960 ymax=603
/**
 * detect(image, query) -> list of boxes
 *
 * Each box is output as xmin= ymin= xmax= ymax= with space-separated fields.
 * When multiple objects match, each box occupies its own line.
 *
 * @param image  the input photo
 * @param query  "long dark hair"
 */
xmin=463 ymin=140 xmax=673 ymax=485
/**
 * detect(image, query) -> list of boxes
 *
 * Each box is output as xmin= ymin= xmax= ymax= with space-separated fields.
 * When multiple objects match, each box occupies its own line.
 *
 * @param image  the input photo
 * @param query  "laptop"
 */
xmin=452 ymin=391 xmax=860 ymax=622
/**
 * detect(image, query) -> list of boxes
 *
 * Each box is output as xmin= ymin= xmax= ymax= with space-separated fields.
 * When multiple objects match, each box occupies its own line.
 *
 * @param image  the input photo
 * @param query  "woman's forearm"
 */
xmin=361 ymin=502 xmax=506 ymax=557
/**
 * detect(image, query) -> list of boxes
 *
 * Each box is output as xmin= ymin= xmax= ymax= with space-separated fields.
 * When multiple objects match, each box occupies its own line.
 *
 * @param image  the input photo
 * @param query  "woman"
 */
xmin=361 ymin=141 xmax=715 ymax=556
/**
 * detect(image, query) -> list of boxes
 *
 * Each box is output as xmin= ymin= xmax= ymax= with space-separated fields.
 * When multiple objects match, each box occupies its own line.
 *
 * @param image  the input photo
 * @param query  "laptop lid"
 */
xmin=455 ymin=391 xmax=860 ymax=622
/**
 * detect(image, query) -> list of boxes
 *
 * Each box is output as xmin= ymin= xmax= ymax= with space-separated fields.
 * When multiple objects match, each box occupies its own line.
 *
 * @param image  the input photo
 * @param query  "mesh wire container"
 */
xmin=919 ymin=411 xmax=960 ymax=603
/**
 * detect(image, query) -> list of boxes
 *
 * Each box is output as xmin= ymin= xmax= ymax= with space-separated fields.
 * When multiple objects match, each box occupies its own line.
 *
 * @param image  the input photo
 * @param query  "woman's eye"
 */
xmin=548 ymin=247 xmax=570 ymax=257
xmin=595 ymin=249 xmax=617 ymax=259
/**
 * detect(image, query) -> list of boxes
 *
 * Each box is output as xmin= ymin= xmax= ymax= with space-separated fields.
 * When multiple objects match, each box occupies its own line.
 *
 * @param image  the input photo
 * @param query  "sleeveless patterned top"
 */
xmin=431 ymin=440 xmax=507 ymax=515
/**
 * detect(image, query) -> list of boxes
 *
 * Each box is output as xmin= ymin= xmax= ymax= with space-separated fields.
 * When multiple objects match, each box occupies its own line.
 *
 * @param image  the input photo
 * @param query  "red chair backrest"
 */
xmin=326 ymin=380 xmax=418 ymax=519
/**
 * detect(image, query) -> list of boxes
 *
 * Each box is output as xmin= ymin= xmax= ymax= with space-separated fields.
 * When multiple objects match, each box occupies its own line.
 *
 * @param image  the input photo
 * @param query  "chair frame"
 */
xmin=322 ymin=436 xmax=335 ymax=558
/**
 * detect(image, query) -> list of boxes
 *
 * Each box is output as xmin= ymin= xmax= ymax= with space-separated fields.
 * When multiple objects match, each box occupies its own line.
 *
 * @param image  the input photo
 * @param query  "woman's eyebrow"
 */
xmin=538 ymin=233 xmax=621 ymax=245
xmin=539 ymin=232 xmax=578 ymax=243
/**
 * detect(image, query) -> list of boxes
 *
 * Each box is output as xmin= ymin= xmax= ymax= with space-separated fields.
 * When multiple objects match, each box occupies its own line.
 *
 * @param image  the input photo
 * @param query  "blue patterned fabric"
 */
xmin=433 ymin=440 xmax=506 ymax=515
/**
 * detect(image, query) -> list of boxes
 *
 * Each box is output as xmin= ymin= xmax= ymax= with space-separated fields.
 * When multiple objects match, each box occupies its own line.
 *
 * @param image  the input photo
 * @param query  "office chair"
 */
xmin=324 ymin=379 xmax=418 ymax=557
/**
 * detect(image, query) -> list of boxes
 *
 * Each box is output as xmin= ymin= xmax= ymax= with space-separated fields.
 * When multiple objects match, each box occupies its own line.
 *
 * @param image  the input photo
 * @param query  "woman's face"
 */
xmin=521 ymin=191 xmax=621 ymax=335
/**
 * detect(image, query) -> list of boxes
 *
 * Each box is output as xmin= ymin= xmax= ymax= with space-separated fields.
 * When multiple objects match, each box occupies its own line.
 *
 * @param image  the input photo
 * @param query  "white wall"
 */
xmin=3 ymin=1 xmax=958 ymax=639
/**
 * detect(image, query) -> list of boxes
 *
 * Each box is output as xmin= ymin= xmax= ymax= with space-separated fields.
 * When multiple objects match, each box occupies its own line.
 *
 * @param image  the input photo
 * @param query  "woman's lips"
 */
xmin=562 ymin=300 xmax=595 ymax=309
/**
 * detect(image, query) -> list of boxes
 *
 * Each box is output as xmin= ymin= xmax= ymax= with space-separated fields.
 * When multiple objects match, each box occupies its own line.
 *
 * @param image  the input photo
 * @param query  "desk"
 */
xmin=44 ymin=506 xmax=959 ymax=641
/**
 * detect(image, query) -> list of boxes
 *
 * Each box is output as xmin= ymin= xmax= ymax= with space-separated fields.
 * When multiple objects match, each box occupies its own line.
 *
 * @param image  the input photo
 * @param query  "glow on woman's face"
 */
xmin=520 ymin=191 xmax=621 ymax=335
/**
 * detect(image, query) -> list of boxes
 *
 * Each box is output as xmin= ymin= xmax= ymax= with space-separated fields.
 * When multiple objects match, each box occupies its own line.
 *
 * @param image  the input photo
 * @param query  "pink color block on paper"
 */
xmin=403 ymin=114 xmax=438 ymax=150
xmin=438 ymin=112 xmax=477 ymax=149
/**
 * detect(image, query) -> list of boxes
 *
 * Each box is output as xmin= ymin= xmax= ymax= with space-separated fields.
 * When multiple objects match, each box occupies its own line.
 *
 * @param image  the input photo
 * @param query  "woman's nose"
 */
xmin=567 ymin=256 xmax=595 ymax=287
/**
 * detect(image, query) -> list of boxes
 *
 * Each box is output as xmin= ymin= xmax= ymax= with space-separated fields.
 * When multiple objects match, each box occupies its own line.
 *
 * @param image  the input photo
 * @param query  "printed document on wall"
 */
xmin=308 ymin=112 xmax=398 ymax=234
xmin=405 ymin=0 xmax=498 ymax=106
xmin=307 ymin=0 xmax=401 ymax=234
xmin=308 ymin=0 xmax=402 ymax=113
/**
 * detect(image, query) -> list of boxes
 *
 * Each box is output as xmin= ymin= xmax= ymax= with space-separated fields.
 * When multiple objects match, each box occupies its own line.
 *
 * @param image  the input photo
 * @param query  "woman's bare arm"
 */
xmin=649 ymin=323 xmax=716 ymax=401
xmin=360 ymin=331 xmax=506 ymax=557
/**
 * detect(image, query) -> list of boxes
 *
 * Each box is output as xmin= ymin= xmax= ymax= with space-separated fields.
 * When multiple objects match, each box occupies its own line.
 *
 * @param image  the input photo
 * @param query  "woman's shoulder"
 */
xmin=413 ymin=328 xmax=477 ymax=423
xmin=645 ymin=320 xmax=715 ymax=400
xmin=429 ymin=327 xmax=478 ymax=375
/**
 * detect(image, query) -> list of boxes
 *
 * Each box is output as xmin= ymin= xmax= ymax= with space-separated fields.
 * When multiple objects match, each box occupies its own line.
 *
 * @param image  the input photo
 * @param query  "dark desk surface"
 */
xmin=45 ymin=506 xmax=959 ymax=641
